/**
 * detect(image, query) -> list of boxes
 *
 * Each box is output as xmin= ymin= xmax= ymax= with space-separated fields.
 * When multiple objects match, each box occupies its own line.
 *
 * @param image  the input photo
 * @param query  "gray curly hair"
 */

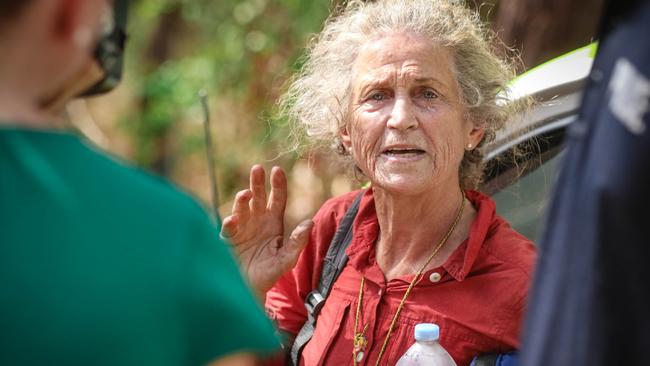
xmin=280 ymin=0 xmax=519 ymax=189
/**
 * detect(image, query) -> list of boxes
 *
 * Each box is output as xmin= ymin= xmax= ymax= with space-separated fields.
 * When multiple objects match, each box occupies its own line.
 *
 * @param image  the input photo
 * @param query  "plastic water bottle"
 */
xmin=395 ymin=323 xmax=457 ymax=366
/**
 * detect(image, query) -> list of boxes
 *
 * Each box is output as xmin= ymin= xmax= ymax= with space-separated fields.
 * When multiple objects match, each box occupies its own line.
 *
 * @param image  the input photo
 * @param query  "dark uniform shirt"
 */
xmin=521 ymin=1 xmax=650 ymax=364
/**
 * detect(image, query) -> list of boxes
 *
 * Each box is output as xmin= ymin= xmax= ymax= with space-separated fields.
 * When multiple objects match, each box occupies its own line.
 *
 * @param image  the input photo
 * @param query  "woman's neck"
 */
xmin=373 ymin=185 xmax=475 ymax=281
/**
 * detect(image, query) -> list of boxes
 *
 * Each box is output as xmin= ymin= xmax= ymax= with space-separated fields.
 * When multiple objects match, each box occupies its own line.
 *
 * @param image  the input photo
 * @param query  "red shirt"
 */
xmin=266 ymin=189 xmax=536 ymax=366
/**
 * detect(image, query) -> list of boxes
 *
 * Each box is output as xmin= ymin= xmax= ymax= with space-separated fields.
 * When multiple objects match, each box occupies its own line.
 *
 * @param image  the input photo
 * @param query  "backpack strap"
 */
xmin=289 ymin=190 xmax=365 ymax=365
xmin=470 ymin=352 xmax=519 ymax=366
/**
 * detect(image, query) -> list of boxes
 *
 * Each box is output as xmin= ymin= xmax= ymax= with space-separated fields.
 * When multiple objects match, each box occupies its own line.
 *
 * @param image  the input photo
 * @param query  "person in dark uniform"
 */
xmin=521 ymin=1 xmax=650 ymax=365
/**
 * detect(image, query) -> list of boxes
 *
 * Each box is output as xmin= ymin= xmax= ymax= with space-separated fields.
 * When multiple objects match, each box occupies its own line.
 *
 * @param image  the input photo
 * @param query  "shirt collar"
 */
xmin=345 ymin=189 xmax=379 ymax=272
xmin=344 ymin=189 xmax=496 ymax=282
xmin=443 ymin=190 xmax=496 ymax=281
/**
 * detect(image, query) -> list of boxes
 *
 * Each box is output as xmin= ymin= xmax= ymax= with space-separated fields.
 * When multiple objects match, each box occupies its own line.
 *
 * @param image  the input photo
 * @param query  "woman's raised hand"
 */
xmin=221 ymin=165 xmax=313 ymax=294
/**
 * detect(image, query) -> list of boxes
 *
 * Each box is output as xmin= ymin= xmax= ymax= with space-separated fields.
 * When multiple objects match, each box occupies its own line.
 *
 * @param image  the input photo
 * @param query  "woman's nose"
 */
xmin=387 ymin=97 xmax=418 ymax=131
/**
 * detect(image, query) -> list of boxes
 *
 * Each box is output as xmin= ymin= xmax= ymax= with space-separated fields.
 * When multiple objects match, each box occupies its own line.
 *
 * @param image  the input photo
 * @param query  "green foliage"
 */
xmin=120 ymin=0 xmax=331 ymax=195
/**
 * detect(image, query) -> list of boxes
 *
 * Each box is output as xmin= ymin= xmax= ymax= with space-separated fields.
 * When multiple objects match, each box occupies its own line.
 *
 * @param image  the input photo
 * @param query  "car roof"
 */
xmin=485 ymin=43 xmax=596 ymax=160
xmin=481 ymin=43 xmax=596 ymax=193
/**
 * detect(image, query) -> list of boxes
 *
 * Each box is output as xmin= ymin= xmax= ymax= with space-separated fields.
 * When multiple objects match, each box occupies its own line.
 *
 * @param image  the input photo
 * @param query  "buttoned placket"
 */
xmin=342 ymin=190 xmax=472 ymax=365
xmin=352 ymin=262 xmax=450 ymax=365
xmin=352 ymin=256 xmax=385 ymax=365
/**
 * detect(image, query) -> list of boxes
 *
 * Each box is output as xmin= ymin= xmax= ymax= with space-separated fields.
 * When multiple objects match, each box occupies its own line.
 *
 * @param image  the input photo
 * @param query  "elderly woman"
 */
xmin=222 ymin=1 xmax=536 ymax=365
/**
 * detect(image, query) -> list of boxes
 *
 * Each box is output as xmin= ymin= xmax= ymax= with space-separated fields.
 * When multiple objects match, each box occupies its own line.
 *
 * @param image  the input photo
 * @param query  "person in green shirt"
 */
xmin=0 ymin=1 xmax=280 ymax=365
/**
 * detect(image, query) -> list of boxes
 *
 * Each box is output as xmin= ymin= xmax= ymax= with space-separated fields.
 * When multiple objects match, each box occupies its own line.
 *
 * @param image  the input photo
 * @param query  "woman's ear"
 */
xmin=466 ymin=123 xmax=485 ymax=150
xmin=339 ymin=125 xmax=352 ymax=152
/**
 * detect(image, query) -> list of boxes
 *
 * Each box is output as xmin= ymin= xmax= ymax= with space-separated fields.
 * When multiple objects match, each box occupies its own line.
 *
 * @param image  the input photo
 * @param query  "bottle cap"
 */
xmin=414 ymin=323 xmax=440 ymax=341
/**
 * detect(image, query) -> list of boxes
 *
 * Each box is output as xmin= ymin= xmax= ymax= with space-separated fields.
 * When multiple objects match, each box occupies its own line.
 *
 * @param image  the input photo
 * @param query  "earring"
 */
xmin=466 ymin=143 xmax=473 ymax=150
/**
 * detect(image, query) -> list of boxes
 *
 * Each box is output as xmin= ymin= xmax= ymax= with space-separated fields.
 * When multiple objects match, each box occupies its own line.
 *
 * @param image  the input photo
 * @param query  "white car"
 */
xmin=481 ymin=44 xmax=596 ymax=240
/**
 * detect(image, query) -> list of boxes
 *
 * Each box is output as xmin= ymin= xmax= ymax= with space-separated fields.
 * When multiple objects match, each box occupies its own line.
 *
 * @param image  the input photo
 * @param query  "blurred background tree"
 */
xmin=66 ymin=0 xmax=603 ymax=228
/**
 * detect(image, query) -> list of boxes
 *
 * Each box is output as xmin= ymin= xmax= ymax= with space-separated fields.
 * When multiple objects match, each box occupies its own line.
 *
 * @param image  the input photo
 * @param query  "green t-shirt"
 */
xmin=0 ymin=127 xmax=279 ymax=365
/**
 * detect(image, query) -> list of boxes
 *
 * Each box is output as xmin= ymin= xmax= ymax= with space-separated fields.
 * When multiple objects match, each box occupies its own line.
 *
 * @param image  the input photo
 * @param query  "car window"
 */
xmin=482 ymin=43 xmax=594 ymax=243
xmin=492 ymin=152 xmax=563 ymax=242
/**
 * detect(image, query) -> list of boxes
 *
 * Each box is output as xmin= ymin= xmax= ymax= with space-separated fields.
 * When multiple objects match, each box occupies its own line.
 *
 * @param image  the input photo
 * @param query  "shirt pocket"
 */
xmin=301 ymin=298 xmax=352 ymax=366
xmin=437 ymin=316 xmax=500 ymax=366
xmin=382 ymin=313 xmax=499 ymax=366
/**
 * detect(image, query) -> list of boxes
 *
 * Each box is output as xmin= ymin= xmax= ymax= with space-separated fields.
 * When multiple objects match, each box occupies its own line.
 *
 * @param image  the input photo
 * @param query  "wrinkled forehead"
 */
xmin=351 ymin=32 xmax=459 ymax=92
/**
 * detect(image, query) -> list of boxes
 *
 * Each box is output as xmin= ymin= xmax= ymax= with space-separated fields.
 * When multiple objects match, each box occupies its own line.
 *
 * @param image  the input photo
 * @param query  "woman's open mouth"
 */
xmin=383 ymin=148 xmax=425 ymax=157
xmin=381 ymin=147 xmax=427 ymax=162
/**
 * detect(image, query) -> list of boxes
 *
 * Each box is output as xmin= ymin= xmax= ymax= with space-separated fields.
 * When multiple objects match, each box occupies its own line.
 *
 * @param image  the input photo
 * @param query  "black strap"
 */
xmin=471 ymin=352 xmax=518 ymax=366
xmin=289 ymin=190 xmax=365 ymax=365
xmin=471 ymin=354 xmax=499 ymax=366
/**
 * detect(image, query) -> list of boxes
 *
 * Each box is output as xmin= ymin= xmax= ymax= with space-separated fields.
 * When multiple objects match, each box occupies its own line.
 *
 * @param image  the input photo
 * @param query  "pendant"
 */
xmin=355 ymin=350 xmax=365 ymax=363
xmin=353 ymin=332 xmax=368 ymax=352
xmin=353 ymin=321 xmax=369 ymax=364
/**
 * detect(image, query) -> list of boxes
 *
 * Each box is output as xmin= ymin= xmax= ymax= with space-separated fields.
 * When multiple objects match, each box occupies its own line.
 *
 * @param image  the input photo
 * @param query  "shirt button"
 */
xmin=429 ymin=272 xmax=442 ymax=283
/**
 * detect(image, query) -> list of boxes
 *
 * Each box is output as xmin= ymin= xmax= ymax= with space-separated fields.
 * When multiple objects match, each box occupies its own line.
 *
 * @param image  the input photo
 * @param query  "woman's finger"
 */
xmin=249 ymin=165 xmax=267 ymax=215
xmin=221 ymin=215 xmax=239 ymax=238
xmin=232 ymin=189 xmax=252 ymax=224
xmin=268 ymin=166 xmax=288 ymax=216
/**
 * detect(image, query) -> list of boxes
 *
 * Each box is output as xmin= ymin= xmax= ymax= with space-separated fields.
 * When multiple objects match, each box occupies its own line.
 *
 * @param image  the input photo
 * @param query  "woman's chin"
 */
xmin=371 ymin=173 xmax=433 ymax=196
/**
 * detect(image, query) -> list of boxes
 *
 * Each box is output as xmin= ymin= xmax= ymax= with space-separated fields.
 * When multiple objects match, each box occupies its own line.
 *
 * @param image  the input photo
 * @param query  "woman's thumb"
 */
xmin=281 ymin=219 xmax=314 ymax=268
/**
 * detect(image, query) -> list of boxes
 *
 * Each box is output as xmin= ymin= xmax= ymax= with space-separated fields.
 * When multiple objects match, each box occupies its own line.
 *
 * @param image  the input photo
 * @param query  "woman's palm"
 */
xmin=222 ymin=165 xmax=312 ymax=293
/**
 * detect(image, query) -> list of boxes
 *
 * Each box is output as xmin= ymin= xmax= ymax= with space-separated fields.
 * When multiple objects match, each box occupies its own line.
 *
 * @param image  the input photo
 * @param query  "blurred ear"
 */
xmin=53 ymin=0 xmax=81 ymax=41
xmin=52 ymin=0 xmax=99 ymax=49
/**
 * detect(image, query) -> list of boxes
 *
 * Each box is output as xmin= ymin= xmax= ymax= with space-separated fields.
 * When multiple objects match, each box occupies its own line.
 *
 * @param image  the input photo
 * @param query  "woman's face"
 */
xmin=341 ymin=32 xmax=484 ymax=195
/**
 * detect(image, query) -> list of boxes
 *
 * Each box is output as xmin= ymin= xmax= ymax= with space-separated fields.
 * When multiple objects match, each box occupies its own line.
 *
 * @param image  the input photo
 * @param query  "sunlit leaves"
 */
xmin=120 ymin=0 xmax=332 ymax=197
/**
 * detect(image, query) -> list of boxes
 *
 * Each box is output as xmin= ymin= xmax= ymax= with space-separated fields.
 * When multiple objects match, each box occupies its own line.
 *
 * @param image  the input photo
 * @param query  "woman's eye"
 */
xmin=423 ymin=89 xmax=438 ymax=99
xmin=369 ymin=92 xmax=386 ymax=101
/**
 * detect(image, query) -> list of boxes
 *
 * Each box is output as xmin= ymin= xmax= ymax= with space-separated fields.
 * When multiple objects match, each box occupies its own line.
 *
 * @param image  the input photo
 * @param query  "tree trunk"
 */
xmin=142 ymin=7 xmax=185 ymax=176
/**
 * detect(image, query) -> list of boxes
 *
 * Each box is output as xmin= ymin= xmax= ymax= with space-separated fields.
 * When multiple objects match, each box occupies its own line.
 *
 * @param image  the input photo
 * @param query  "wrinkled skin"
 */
xmin=222 ymin=32 xmax=486 ymax=294
xmin=341 ymin=32 xmax=484 ymax=196
xmin=221 ymin=165 xmax=313 ymax=296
